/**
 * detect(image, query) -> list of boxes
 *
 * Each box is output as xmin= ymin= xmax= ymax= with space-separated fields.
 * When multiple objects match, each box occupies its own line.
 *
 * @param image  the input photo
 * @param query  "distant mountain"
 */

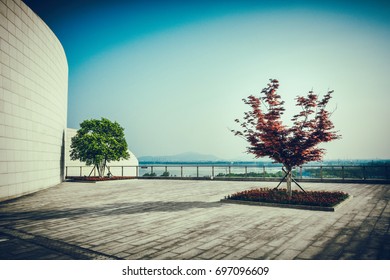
xmin=139 ymin=152 xmax=222 ymax=162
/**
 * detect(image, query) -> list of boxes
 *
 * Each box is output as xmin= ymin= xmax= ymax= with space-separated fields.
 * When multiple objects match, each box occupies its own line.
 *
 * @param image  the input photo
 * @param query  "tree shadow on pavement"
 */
xmin=0 ymin=201 xmax=223 ymax=222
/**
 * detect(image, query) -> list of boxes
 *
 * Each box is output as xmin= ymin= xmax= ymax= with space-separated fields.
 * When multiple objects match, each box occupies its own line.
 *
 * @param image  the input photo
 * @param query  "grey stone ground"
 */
xmin=0 ymin=180 xmax=388 ymax=260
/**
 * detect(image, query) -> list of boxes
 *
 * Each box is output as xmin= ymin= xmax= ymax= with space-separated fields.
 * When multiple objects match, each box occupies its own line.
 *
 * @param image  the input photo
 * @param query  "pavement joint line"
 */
xmin=0 ymin=227 xmax=122 ymax=260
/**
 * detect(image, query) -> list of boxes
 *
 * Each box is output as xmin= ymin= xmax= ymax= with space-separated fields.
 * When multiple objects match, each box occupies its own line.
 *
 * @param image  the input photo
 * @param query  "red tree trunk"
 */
xmin=286 ymin=167 xmax=292 ymax=198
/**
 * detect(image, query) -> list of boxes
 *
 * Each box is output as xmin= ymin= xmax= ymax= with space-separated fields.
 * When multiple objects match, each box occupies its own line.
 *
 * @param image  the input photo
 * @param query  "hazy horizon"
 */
xmin=137 ymin=151 xmax=390 ymax=162
xmin=25 ymin=0 xmax=390 ymax=160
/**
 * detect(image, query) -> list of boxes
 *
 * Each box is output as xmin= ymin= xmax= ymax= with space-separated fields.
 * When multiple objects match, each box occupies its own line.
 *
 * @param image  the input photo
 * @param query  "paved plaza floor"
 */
xmin=0 ymin=179 xmax=388 ymax=260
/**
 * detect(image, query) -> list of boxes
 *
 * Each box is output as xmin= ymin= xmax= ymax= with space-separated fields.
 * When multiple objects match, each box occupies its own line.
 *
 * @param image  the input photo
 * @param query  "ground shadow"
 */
xmin=0 ymin=201 xmax=223 ymax=222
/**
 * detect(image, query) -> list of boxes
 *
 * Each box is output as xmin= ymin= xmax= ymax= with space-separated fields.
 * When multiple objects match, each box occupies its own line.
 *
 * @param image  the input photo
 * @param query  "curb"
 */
xmin=220 ymin=195 xmax=353 ymax=212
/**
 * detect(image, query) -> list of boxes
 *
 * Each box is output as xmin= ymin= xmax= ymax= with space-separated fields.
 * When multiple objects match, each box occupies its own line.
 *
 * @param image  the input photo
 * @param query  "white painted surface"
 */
xmin=0 ymin=0 xmax=68 ymax=201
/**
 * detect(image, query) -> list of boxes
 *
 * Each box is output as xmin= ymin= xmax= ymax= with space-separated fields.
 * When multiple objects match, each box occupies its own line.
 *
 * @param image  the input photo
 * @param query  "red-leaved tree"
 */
xmin=232 ymin=79 xmax=340 ymax=197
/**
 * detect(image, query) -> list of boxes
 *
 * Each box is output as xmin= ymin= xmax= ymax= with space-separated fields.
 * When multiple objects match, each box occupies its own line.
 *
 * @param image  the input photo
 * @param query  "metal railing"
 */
xmin=65 ymin=165 xmax=139 ymax=177
xmin=65 ymin=164 xmax=390 ymax=182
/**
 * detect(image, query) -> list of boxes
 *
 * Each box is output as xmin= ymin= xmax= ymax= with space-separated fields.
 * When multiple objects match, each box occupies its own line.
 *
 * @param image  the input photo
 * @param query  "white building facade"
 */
xmin=0 ymin=0 xmax=68 ymax=201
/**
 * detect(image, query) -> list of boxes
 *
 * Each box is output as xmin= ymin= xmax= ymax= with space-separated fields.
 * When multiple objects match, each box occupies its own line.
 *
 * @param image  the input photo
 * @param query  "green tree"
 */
xmin=70 ymin=118 xmax=130 ymax=177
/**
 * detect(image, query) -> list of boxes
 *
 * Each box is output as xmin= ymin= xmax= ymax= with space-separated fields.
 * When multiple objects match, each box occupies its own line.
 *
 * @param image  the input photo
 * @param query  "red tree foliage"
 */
xmin=232 ymin=79 xmax=340 ymax=195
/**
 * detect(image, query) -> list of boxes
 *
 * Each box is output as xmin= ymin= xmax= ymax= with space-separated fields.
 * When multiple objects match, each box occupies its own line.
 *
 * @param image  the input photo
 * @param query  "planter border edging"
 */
xmin=220 ymin=195 xmax=352 ymax=212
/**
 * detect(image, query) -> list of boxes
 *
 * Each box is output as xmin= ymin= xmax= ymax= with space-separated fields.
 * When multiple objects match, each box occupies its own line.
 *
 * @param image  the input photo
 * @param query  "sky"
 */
xmin=24 ymin=0 xmax=390 ymax=160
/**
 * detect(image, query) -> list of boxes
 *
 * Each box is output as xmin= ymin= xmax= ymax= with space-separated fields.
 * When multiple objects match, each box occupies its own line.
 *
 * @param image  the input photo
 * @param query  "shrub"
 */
xmin=143 ymin=172 xmax=156 ymax=177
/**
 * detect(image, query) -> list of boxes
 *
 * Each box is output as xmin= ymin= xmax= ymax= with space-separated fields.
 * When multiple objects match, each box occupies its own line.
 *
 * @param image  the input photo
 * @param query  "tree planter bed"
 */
xmin=66 ymin=176 xmax=136 ymax=183
xmin=221 ymin=188 xmax=351 ymax=212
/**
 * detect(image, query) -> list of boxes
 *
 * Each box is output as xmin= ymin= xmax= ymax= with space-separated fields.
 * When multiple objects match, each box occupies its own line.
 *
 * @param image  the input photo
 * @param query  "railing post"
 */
xmin=263 ymin=165 xmax=266 ymax=177
xmin=181 ymin=166 xmax=183 ymax=178
xmin=136 ymin=166 xmax=139 ymax=177
xmin=212 ymin=166 xmax=214 ymax=178
xmin=299 ymin=166 xmax=302 ymax=179
xmin=80 ymin=166 xmax=82 ymax=177
xmin=320 ymin=166 xmax=323 ymax=180
xmin=228 ymin=166 xmax=231 ymax=175
xmin=65 ymin=166 xmax=68 ymax=178
xmin=245 ymin=166 xmax=247 ymax=177
xmin=363 ymin=166 xmax=366 ymax=180
xmin=121 ymin=166 xmax=124 ymax=177
xmin=196 ymin=166 xmax=199 ymax=178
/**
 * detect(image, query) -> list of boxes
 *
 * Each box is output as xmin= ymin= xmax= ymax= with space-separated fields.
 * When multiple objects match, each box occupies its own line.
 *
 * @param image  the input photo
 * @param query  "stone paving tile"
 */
xmin=222 ymin=248 xmax=257 ymax=260
xmin=176 ymin=248 xmax=204 ymax=260
xmin=0 ymin=180 xmax=388 ymax=260
xmin=171 ymin=240 xmax=205 ymax=254
xmin=120 ymin=241 xmax=160 ymax=255
xmin=0 ymin=229 xmax=108 ymax=260
xmin=295 ymin=245 xmax=324 ymax=260
xmin=149 ymin=251 xmax=179 ymax=260
xmin=197 ymin=238 xmax=226 ymax=250
xmin=275 ymin=248 xmax=302 ymax=260
xmin=126 ymin=248 xmax=160 ymax=260
xmin=196 ymin=244 xmax=232 ymax=259
xmin=247 ymin=245 xmax=276 ymax=259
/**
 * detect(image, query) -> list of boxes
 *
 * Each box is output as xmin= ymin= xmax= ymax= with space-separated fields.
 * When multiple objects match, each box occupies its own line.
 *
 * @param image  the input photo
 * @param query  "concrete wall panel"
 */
xmin=0 ymin=0 xmax=68 ymax=201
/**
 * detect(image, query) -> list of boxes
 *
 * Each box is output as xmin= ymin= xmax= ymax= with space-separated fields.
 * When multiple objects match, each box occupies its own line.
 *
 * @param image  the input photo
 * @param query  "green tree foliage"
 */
xmin=70 ymin=118 xmax=130 ymax=177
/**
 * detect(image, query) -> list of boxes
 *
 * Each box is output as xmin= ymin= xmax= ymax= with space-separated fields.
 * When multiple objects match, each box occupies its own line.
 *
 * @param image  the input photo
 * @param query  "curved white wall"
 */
xmin=0 ymin=0 xmax=68 ymax=201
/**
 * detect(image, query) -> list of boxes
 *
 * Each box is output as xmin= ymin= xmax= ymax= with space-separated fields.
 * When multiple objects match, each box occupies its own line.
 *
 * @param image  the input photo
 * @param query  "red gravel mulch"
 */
xmin=66 ymin=176 xmax=135 ymax=181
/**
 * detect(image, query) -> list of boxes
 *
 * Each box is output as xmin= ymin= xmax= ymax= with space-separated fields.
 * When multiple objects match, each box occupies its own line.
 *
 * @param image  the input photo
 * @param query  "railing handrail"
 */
xmin=65 ymin=164 xmax=390 ymax=182
xmin=65 ymin=164 xmax=389 ymax=168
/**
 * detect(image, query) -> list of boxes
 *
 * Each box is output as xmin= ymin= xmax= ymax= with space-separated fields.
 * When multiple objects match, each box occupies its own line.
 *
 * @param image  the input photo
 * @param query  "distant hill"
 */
xmin=139 ymin=152 xmax=222 ymax=162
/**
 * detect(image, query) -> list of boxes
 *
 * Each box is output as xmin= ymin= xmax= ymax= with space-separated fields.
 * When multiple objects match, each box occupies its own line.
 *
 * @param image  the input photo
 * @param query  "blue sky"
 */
xmin=24 ymin=0 xmax=390 ymax=160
